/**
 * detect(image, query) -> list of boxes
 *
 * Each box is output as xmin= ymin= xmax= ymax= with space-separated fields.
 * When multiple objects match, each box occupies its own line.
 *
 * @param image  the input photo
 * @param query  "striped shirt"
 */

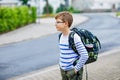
xmin=59 ymin=33 xmax=88 ymax=71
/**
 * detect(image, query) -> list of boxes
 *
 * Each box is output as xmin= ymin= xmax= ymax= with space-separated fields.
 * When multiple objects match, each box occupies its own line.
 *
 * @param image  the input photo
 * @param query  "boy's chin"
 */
xmin=57 ymin=29 xmax=61 ymax=31
xmin=57 ymin=30 xmax=62 ymax=33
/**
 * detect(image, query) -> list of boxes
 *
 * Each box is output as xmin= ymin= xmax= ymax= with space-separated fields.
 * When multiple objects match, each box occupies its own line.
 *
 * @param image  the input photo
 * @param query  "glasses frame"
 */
xmin=55 ymin=21 xmax=64 ymax=24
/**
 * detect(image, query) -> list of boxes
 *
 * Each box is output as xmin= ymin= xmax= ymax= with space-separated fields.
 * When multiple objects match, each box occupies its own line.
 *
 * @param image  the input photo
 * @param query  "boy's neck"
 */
xmin=62 ymin=28 xmax=71 ymax=36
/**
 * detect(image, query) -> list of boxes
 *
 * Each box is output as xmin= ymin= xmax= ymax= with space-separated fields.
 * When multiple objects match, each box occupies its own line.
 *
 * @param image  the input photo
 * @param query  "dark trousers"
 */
xmin=60 ymin=67 xmax=83 ymax=80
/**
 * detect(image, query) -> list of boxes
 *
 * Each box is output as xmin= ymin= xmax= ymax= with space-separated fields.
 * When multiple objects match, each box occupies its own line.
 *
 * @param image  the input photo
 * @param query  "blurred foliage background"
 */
xmin=0 ymin=6 xmax=36 ymax=34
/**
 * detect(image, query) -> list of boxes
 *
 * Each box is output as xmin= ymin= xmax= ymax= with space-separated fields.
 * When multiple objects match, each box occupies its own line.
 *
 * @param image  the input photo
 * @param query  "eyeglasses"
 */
xmin=55 ymin=21 xmax=64 ymax=24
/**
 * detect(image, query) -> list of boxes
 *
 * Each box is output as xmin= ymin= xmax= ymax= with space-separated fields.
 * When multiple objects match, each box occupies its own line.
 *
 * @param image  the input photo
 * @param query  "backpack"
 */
xmin=59 ymin=27 xmax=101 ymax=64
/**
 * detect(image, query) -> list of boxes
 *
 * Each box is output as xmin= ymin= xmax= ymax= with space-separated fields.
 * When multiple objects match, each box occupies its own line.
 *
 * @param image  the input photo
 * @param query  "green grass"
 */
xmin=40 ymin=14 xmax=55 ymax=18
xmin=116 ymin=12 xmax=120 ymax=17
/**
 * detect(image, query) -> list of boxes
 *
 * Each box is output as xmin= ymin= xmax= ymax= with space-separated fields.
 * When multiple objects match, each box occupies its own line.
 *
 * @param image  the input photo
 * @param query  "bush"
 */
xmin=0 ymin=6 xmax=37 ymax=34
xmin=31 ymin=7 xmax=37 ymax=22
xmin=43 ymin=4 xmax=53 ymax=14
xmin=0 ymin=19 xmax=9 ymax=33
xmin=67 ymin=7 xmax=74 ymax=13
xmin=56 ymin=6 xmax=81 ymax=13
xmin=56 ymin=4 xmax=67 ymax=13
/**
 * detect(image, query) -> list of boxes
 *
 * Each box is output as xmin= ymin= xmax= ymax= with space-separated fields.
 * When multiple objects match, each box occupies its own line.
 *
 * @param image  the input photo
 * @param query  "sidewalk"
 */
xmin=9 ymin=47 xmax=120 ymax=80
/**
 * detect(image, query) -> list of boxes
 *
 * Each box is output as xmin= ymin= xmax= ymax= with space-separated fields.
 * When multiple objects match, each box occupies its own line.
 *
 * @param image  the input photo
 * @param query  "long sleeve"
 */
xmin=73 ymin=34 xmax=88 ymax=71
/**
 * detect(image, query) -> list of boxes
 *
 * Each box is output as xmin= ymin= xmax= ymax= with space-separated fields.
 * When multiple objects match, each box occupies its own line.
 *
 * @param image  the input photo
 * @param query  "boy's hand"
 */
xmin=74 ymin=69 xmax=77 ymax=74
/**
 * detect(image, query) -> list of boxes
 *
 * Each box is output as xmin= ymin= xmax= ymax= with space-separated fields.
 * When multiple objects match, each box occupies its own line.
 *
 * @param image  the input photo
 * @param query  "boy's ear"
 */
xmin=64 ymin=21 xmax=69 ymax=27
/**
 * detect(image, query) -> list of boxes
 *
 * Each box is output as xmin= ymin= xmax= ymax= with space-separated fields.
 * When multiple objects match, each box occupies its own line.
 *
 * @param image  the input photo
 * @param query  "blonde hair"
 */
xmin=55 ymin=11 xmax=73 ymax=27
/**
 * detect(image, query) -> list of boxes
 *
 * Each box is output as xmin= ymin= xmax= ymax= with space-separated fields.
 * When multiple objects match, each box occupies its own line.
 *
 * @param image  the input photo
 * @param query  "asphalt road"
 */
xmin=0 ymin=13 xmax=120 ymax=80
xmin=78 ymin=13 xmax=120 ymax=51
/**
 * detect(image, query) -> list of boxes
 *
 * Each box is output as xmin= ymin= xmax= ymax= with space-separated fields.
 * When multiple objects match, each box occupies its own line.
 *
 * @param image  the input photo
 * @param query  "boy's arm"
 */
xmin=73 ymin=34 xmax=88 ymax=72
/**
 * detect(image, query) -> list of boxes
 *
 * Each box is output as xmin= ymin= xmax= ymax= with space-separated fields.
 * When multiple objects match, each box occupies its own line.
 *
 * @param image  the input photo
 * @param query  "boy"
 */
xmin=55 ymin=11 xmax=88 ymax=80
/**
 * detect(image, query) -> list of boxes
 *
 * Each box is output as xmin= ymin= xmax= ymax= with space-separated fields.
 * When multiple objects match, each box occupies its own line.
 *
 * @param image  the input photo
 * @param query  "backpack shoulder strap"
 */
xmin=58 ymin=33 xmax=62 ymax=41
xmin=69 ymin=32 xmax=79 ymax=54
xmin=59 ymin=32 xmax=79 ymax=54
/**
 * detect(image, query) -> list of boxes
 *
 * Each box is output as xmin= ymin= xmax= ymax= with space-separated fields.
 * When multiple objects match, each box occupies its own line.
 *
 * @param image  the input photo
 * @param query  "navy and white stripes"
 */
xmin=59 ymin=33 xmax=88 ymax=71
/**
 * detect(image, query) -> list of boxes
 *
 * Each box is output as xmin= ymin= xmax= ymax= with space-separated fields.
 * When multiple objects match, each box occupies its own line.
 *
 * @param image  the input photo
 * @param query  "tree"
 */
xmin=19 ymin=0 xmax=29 ymax=5
xmin=44 ymin=0 xmax=49 ymax=14
xmin=46 ymin=0 xmax=49 ymax=14
xmin=43 ymin=0 xmax=53 ymax=14
xmin=43 ymin=3 xmax=53 ymax=14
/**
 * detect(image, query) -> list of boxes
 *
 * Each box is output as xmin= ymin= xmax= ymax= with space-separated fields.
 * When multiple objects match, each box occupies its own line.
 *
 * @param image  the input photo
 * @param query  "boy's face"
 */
xmin=55 ymin=18 xmax=68 ymax=32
